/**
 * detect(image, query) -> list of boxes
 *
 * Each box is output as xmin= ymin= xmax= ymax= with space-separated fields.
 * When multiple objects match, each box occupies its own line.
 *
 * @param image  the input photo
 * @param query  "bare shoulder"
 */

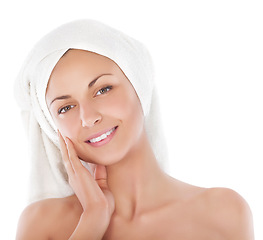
xmin=201 ymin=187 xmax=254 ymax=239
xmin=16 ymin=195 xmax=82 ymax=240
xmin=167 ymin=179 xmax=254 ymax=239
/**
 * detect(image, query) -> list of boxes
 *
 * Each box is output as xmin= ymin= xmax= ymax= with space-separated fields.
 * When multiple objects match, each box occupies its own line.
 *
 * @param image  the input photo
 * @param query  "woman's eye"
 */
xmin=96 ymin=86 xmax=112 ymax=96
xmin=58 ymin=105 xmax=75 ymax=114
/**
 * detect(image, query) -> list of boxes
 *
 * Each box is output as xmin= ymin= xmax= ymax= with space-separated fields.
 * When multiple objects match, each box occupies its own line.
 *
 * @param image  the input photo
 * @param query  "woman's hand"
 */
xmin=58 ymin=130 xmax=115 ymax=239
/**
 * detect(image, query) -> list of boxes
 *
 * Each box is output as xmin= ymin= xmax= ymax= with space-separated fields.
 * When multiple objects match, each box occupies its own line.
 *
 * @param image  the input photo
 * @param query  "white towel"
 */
xmin=14 ymin=19 xmax=168 ymax=203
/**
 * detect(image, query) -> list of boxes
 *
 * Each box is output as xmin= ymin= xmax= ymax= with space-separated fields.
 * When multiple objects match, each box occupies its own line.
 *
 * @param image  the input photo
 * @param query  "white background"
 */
xmin=1 ymin=0 xmax=262 ymax=239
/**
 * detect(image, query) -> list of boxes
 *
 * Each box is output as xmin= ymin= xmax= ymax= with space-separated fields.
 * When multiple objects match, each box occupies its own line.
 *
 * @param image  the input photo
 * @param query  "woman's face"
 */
xmin=45 ymin=49 xmax=145 ymax=165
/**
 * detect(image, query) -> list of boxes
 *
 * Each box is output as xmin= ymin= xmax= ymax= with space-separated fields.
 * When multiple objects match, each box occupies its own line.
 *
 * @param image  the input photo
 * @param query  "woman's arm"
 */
xmin=16 ymin=134 xmax=114 ymax=240
xmin=58 ymin=132 xmax=115 ymax=240
xmin=69 ymin=208 xmax=109 ymax=240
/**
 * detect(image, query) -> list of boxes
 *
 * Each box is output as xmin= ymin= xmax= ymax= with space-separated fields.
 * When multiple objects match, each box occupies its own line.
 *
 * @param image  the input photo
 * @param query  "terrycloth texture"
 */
xmin=15 ymin=19 xmax=168 ymax=203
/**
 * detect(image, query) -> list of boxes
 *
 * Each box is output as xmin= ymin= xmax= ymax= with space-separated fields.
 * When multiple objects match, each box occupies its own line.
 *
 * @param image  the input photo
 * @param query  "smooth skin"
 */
xmin=16 ymin=50 xmax=254 ymax=240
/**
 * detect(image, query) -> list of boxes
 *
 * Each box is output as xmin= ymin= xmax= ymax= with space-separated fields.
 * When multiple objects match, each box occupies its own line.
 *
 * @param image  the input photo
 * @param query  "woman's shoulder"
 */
xmin=173 ymin=180 xmax=252 ymax=217
xmin=16 ymin=195 xmax=82 ymax=240
xmin=201 ymin=187 xmax=254 ymax=238
xmin=167 ymin=179 xmax=254 ymax=239
xmin=179 ymin=183 xmax=254 ymax=239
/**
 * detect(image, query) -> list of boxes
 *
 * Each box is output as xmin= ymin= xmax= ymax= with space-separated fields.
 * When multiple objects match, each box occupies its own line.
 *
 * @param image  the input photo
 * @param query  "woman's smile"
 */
xmin=85 ymin=126 xmax=118 ymax=147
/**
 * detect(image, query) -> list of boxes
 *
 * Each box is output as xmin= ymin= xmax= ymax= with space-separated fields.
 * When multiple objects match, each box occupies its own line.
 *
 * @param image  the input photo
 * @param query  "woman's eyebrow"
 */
xmin=49 ymin=95 xmax=71 ymax=107
xmin=88 ymin=73 xmax=112 ymax=87
xmin=49 ymin=73 xmax=113 ymax=107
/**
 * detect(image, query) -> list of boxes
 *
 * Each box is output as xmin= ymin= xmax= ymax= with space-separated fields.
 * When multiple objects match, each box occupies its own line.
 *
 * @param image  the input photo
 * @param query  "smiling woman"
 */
xmin=14 ymin=19 xmax=254 ymax=239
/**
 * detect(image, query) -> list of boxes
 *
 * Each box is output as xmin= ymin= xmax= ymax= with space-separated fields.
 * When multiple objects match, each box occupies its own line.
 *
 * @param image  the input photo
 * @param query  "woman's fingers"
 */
xmin=57 ymin=130 xmax=114 ymax=214
xmin=88 ymin=163 xmax=96 ymax=176
xmin=95 ymin=165 xmax=115 ymax=215
xmin=58 ymin=130 xmax=74 ymax=175
xmin=94 ymin=165 xmax=108 ymax=189
xmin=58 ymin=131 xmax=85 ymax=175
xmin=64 ymin=137 xmax=83 ymax=173
xmin=58 ymin=131 xmax=98 ymax=193
xmin=94 ymin=165 xmax=107 ymax=180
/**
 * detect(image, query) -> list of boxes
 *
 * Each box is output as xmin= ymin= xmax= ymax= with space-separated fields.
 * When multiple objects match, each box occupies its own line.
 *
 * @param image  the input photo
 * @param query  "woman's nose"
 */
xmin=80 ymin=105 xmax=102 ymax=128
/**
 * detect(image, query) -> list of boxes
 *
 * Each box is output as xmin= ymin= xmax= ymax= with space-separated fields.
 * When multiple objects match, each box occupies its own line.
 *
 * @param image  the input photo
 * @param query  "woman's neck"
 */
xmin=106 ymin=130 xmax=168 ymax=221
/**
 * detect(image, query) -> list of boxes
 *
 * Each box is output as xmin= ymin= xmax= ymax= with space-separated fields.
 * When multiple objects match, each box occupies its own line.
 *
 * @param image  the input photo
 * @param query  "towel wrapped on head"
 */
xmin=14 ymin=19 xmax=168 ymax=203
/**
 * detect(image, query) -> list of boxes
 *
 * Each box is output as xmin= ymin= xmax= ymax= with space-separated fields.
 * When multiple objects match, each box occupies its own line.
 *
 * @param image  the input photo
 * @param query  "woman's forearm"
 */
xmin=69 ymin=211 xmax=109 ymax=240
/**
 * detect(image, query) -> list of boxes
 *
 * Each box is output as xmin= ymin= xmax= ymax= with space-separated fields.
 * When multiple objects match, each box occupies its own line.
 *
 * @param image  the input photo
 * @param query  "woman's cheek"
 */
xmin=56 ymin=115 xmax=79 ymax=139
xmin=106 ymin=90 xmax=139 ymax=117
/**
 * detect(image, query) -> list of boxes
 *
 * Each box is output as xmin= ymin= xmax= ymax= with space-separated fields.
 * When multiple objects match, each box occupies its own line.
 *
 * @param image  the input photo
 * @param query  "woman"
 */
xmin=15 ymin=20 xmax=254 ymax=239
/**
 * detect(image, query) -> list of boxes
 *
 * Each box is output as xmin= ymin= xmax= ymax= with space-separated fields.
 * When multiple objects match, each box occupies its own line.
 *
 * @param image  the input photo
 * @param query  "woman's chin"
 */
xmin=78 ymin=154 xmax=121 ymax=166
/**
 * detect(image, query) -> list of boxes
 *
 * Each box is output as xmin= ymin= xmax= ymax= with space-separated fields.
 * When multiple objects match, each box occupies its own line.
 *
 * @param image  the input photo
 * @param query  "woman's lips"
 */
xmin=85 ymin=126 xmax=118 ymax=147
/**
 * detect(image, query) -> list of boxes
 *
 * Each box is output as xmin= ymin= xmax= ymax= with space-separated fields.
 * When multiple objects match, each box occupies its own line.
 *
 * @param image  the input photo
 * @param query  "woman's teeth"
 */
xmin=89 ymin=128 xmax=115 ymax=143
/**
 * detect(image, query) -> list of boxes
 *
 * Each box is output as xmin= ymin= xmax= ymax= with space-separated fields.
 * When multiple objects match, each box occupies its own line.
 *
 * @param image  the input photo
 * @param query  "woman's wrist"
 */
xmin=69 ymin=210 xmax=110 ymax=240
